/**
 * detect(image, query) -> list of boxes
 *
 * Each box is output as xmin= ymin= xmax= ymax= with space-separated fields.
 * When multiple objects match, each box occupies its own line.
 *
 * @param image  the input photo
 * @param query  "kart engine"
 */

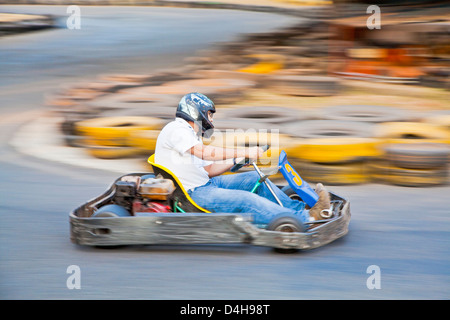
xmin=113 ymin=175 xmax=175 ymax=215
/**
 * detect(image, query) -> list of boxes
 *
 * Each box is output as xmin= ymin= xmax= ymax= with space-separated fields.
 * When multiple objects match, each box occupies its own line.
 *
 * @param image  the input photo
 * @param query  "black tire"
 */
xmin=221 ymin=106 xmax=303 ymax=125
xmin=92 ymin=204 xmax=131 ymax=217
xmin=382 ymin=143 xmax=450 ymax=169
xmin=322 ymin=105 xmax=407 ymax=123
xmin=280 ymin=185 xmax=304 ymax=202
xmin=267 ymin=215 xmax=304 ymax=254
xmin=283 ymin=120 xmax=375 ymax=139
xmin=91 ymin=204 xmax=131 ymax=249
xmin=369 ymin=160 xmax=448 ymax=187
xmin=268 ymin=216 xmax=303 ymax=233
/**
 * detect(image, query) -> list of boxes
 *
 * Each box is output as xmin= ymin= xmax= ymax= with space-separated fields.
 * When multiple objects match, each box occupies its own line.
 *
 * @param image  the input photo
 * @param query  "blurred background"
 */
xmin=3 ymin=0 xmax=448 ymax=187
xmin=0 ymin=0 xmax=449 ymax=300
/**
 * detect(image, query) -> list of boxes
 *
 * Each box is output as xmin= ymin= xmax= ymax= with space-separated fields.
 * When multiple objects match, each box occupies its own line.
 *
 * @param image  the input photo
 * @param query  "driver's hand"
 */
xmin=234 ymin=157 xmax=246 ymax=166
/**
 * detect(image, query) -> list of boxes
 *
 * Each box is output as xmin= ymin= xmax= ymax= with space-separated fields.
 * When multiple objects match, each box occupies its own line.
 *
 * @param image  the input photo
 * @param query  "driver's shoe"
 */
xmin=309 ymin=183 xmax=331 ymax=221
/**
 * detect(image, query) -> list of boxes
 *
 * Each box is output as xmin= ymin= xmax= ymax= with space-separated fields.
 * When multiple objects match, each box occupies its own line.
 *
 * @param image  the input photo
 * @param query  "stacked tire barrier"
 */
xmin=50 ymin=76 xmax=449 ymax=186
xmin=370 ymin=118 xmax=450 ymax=187
xmin=46 ymin=20 xmax=449 ymax=187
xmin=208 ymin=106 xmax=449 ymax=187
xmin=49 ymin=70 xmax=259 ymax=160
xmin=74 ymin=116 xmax=165 ymax=159
xmin=281 ymin=119 xmax=380 ymax=185
xmin=371 ymin=143 xmax=449 ymax=187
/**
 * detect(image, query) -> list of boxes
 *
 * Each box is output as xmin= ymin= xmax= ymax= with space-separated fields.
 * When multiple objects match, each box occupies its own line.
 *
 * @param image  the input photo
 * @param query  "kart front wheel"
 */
xmin=268 ymin=216 xmax=304 ymax=233
xmin=267 ymin=216 xmax=304 ymax=254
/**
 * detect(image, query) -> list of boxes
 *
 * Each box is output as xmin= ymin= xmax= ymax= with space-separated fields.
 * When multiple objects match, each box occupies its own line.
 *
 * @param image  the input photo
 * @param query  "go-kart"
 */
xmin=69 ymin=146 xmax=351 ymax=252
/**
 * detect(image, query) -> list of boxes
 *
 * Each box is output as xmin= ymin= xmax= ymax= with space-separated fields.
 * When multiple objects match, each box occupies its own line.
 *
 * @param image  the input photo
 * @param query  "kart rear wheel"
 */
xmin=91 ymin=204 xmax=131 ymax=249
xmin=92 ymin=204 xmax=131 ymax=217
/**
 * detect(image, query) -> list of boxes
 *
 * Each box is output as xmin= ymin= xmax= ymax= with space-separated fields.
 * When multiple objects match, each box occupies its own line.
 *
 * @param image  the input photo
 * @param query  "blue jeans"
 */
xmin=188 ymin=171 xmax=309 ymax=227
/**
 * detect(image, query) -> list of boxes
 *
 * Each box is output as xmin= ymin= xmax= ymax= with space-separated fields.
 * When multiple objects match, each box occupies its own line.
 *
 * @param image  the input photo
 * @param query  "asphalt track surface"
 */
xmin=0 ymin=5 xmax=449 ymax=300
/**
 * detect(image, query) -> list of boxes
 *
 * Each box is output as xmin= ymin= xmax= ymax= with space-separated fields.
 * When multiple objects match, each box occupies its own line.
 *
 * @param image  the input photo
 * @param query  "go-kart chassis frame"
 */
xmin=69 ymin=174 xmax=350 ymax=251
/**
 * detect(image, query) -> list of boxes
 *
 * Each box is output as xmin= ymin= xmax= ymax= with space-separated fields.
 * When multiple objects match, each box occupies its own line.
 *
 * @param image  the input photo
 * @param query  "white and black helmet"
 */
xmin=176 ymin=92 xmax=216 ymax=137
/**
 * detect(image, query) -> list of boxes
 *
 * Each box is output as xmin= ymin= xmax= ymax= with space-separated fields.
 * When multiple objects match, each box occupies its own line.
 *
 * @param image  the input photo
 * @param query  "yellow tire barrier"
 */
xmin=381 ymin=142 xmax=449 ymax=169
xmin=283 ymin=120 xmax=380 ymax=163
xmin=291 ymin=159 xmax=370 ymax=185
xmin=369 ymin=161 xmax=448 ymax=187
xmin=75 ymin=116 xmax=165 ymax=147
xmin=237 ymin=54 xmax=284 ymax=74
xmin=374 ymin=122 xmax=450 ymax=145
xmin=288 ymin=137 xmax=382 ymax=164
xmin=84 ymin=145 xmax=144 ymax=159
xmin=128 ymin=130 xmax=160 ymax=151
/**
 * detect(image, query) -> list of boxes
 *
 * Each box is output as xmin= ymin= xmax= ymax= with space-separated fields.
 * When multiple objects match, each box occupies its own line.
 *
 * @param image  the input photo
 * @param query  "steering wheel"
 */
xmin=230 ymin=144 xmax=270 ymax=173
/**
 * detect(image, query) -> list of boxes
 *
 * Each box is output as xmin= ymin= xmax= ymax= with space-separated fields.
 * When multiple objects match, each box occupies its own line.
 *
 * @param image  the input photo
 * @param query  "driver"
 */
xmin=154 ymin=92 xmax=331 ymax=228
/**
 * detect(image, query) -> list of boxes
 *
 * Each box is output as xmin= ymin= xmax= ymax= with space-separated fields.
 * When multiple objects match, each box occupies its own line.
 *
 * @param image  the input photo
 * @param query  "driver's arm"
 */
xmin=189 ymin=143 xmax=262 ymax=162
xmin=189 ymin=143 xmax=263 ymax=177
xmin=203 ymin=162 xmax=236 ymax=177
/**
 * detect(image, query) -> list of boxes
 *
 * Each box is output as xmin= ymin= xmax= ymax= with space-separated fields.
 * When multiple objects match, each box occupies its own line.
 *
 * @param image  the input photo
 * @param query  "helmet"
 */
xmin=176 ymin=92 xmax=215 ymax=137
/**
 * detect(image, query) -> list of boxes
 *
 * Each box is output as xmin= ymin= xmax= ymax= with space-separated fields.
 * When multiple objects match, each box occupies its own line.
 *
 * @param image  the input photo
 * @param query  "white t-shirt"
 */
xmin=154 ymin=117 xmax=212 ymax=191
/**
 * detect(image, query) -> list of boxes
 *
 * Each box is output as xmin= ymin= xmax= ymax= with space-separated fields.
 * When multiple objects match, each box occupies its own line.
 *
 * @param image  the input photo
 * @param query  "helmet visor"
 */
xmin=201 ymin=111 xmax=214 ymax=138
